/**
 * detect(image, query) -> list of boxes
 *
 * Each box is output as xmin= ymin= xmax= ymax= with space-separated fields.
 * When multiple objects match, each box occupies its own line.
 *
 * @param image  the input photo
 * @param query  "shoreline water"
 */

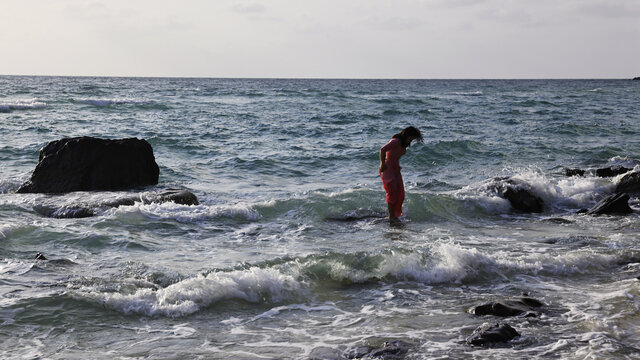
xmin=1 ymin=77 xmax=639 ymax=359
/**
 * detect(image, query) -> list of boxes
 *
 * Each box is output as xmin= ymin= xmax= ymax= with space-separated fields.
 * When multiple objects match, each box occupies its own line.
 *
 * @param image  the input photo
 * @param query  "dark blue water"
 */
xmin=1 ymin=77 xmax=639 ymax=359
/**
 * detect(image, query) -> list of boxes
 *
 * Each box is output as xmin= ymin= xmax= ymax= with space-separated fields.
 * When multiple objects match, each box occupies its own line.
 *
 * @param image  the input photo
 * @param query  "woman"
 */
xmin=379 ymin=126 xmax=423 ymax=223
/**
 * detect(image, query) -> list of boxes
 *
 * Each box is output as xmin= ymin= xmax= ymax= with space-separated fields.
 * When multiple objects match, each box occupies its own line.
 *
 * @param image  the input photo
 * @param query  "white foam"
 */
xmin=313 ymin=242 xmax=623 ymax=285
xmin=107 ymin=201 xmax=260 ymax=222
xmin=453 ymin=91 xmax=483 ymax=96
xmin=455 ymin=167 xmax=615 ymax=212
xmin=0 ymin=99 xmax=47 ymax=112
xmin=74 ymin=97 xmax=152 ymax=106
xmin=73 ymin=267 xmax=300 ymax=317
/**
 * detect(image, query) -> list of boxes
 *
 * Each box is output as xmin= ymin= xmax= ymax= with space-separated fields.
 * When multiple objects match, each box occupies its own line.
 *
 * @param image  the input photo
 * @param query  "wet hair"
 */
xmin=392 ymin=126 xmax=424 ymax=147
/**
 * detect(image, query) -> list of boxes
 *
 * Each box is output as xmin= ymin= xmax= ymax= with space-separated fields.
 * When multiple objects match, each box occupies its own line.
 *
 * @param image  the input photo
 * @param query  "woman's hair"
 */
xmin=392 ymin=126 xmax=424 ymax=147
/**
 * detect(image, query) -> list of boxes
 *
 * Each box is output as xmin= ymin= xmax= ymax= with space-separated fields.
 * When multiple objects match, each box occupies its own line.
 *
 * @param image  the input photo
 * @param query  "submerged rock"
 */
xmin=34 ymin=189 xmax=199 ymax=219
xmin=466 ymin=323 xmax=520 ymax=346
xmin=327 ymin=209 xmax=387 ymax=222
xmin=585 ymin=193 xmax=632 ymax=215
xmin=596 ymin=166 xmax=632 ymax=178
xmin=152 ymin=189 xmax=199 ymax=206
xmin=345 ymin=340 xmax=411 ymax=359
xmin=17 ymin=137 xmax=159 ymax=193
xmin=472 ymin=296 xmax=545 ymax=317
xmin=493 ymin=177 xmax=544 ymax=213
xmin=616 ymin=172 xmax=640 ymax=194
xmin=565 ymin=168 xmax=585 ymax=177
xmin=564 ymin=166 xmax=632 ymax=178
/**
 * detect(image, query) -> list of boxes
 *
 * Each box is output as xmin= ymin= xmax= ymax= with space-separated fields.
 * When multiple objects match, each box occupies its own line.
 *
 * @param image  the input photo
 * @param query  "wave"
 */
xmin=452 ymin=91 xmax=483 ymax=96
xmin=107 ymin=201 xmax=260 ymax=222
xmin=72 ymin=97 xmax=170 ymax=109
xmin=0 ymin=99 xmax=47 ymax=112
xmin=453 ymin=167 xmax=616 ymax=213
xmin=72 ymin=267 xmax=301 ymax=317
xmin=69 ymin=242 xmax=635 ymax=317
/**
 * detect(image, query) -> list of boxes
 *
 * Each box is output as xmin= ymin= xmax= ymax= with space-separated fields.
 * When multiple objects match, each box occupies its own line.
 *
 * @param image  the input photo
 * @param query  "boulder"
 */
xmin=595 ymin=166 xmax=631 ymax=178
xmin=472 ymin=296 xmax=544 ymax=317
xmin=153 ymin=189 xmax=199 ymax=206
xmin=17 ymin=137 xmax=159 ymax=193
xmin=616 ymin=172 xmax=640 ymax=194
xmin=585 ymin=193 xmax=632 ymax=215
xmin=494 ymin=178 xmax=544 ymax=213
xmin=565 ymin=168 xmax=585 ymax=177
xmin=466 ymin=323 xmax=520 ymax=346
xmin=633 ymin=77 xmax=640 ymax=81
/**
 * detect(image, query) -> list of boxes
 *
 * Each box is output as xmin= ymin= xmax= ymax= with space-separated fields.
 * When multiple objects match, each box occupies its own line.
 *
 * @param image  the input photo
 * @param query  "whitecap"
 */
xmin=0 ymin=99 xmax=47 ymax=112
xmin=106 ymin=201 xmax=260 ymax=222
xmin=72 ymin=267 xmax=300 ymax=317
xmin=73 ymin=97 xmax=152 ymax=106
xmin=454 ymin=166 xmax=615 ymax=213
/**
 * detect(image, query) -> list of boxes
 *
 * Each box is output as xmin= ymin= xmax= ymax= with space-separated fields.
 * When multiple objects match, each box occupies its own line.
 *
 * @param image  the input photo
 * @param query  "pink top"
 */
xmin=380 ymin=138 xmax=405 ymax=182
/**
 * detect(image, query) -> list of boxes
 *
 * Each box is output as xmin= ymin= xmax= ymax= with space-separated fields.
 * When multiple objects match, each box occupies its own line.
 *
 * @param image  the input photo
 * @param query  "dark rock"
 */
xmin=34 ymin=205 xmax=95 ymax=218
xmin=345 ymin=340 xmax=411 ymax=359
xmin=616 ymin=172 xmax=640 ymax=194
xmin=153 ymin=189 xmax=199 ymax=206
xmin=307 ymin=347 xmax=343 ymax=360
xmin=35 ymin=189 xmax=199 ymax=219
xmin=596 ymin=166 xmax=632 ymax=178
xmin=35 ymin=253 xmax=47 ymax=260
xmin=585 ymin=193 xmax=632 ymax=215
xmin=472 ymin=297 xmax=544 ymax=317
xmin=633 ymin=77 xmax=640 ymax=81
xmin=498 ymin=178 xmax=544 ymax=213
xmin=565 ymin=168 xmax=585 ymax=177
xmin=327 ymin=209 xmax=386 ymax=222
xmin=368 ymin=341 xmax=409 ymax=359
xmin=466 ymin=323 xmax=520 ymax=346
xmin=17 ymin=137 xmax=159 ymax=193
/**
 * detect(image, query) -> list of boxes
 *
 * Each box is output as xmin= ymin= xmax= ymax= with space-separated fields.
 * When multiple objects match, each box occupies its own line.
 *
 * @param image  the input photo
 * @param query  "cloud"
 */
xmin=578 ymin=1 xmax=640 ymax=19
xmin=230 ymin=3 xmax=266 ymax=14
xmin=364 ymin=16 xmax=422 ymax=31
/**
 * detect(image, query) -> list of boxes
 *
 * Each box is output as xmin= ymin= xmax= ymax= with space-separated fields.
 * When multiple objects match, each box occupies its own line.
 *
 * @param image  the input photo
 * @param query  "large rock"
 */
xmin=17 ymin=137 xmax=159 ymax=193
xmin=585 ymin=193 xmax=632 ymax=215
xmin=472 ymin=296 xmax=544 ymax=317
xmin=466 ymin=323 xmax=520 ymax=346
xmin=616 ymin=172 xmax=640 ymax=194
xmin=493 ymin=178 xmax=544 ymax=213
xmin=595 ymin=166 xmax=631 ymax=178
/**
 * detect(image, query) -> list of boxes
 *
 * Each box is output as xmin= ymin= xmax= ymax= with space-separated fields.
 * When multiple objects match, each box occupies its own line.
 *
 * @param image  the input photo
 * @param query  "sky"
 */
xmin=0 ymin=0 xmax=638 ymax=78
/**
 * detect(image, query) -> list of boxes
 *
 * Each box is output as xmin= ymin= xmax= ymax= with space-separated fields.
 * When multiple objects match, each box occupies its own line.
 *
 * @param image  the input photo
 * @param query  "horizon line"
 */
xmin=1 ymin=74 xmax=638 ymax=81
xmin=5 ymin=74 xmax=640 ymax=80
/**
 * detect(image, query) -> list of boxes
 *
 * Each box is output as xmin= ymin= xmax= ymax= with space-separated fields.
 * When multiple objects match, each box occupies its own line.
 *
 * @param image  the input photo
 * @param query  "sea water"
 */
xmin=0 ymin=77 xmax=639 ymax=359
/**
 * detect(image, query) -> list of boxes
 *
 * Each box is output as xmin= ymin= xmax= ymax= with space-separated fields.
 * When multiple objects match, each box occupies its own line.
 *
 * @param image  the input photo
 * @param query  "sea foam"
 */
xmin=0 ymin=99 xmax=46 ymax=112
xmin=73 ymin=267 xmax=300 ymax=317
xmin=107 ymin=201 xmax=260 ymax=222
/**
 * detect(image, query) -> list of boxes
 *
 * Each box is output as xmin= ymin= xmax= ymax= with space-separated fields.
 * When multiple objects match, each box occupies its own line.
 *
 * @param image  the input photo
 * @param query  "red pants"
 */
xmin=381 ymin=170 xmax=404 ymax=218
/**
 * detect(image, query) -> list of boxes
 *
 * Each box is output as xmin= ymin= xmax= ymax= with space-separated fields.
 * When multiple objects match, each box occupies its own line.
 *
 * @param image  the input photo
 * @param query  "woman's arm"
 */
xmin=379 ymin=148 xmax=387 ymax=173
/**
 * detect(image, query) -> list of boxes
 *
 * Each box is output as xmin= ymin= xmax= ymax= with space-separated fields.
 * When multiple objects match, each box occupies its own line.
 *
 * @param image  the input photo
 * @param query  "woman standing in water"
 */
xmin=379 ymin=126 xmax=423 ymax=224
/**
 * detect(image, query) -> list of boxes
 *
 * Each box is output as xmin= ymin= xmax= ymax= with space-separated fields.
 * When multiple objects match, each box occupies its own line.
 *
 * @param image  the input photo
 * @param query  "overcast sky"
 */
xmin=1 ymin=0 xmax=638 ymax=78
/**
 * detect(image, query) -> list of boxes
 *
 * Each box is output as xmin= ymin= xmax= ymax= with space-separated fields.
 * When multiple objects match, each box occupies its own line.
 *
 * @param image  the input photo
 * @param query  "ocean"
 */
xmin=1 ymin=76 xmax=639 ymax=359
